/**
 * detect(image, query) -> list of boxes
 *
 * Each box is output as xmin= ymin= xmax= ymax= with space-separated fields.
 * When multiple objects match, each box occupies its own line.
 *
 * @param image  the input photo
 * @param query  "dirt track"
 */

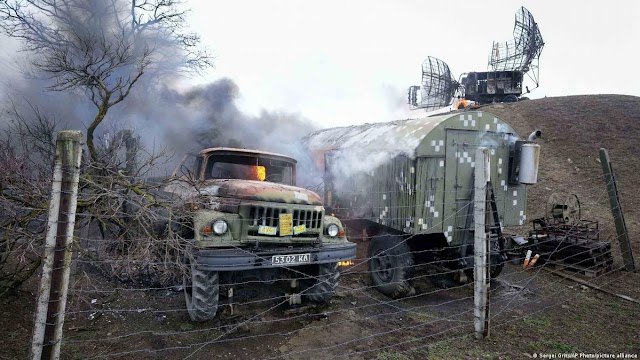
xmin=1 ymin=95 xmax=640 ymax=359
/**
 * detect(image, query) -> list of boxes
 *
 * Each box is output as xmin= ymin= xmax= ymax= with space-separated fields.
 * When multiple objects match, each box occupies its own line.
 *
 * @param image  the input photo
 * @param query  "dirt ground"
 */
xmin=2 ymin=95 xmax=640 ymax=359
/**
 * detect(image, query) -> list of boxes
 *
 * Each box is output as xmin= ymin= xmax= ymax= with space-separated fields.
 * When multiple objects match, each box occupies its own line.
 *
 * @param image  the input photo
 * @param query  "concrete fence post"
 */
xmin=30 ymin=130 xmax=83 ymax=360
xmin=474 ymin=147 xmax=490 ymax=340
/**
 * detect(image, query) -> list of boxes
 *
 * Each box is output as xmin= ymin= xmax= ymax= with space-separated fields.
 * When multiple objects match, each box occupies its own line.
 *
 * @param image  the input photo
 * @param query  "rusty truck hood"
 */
xmin=198 ymin=179 xmax=322 ymax=205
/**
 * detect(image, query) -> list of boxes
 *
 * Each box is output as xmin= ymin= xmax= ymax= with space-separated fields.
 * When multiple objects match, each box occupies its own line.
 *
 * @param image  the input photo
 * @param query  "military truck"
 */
xmin=460 ymin=70 xmax=526 ymax=104
xmin=304 ymin=111 xmax=540 ymax=298
xmin=165 ymin=147 xmax=356 ymax=321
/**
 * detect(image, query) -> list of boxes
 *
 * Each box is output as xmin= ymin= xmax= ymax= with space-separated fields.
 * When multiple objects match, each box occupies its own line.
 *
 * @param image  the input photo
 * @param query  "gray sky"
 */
xmin=187 ymin=0 xmax=640 ymax=127
xmin=1 ymin=1 xmax=638 ymax=130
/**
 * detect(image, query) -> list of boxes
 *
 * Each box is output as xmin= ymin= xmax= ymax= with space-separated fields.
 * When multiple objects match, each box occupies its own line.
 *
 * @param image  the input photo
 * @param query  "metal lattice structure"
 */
xmin=408 ymin=7 xmax=544 ymax=108
xmin=489 ymin=7 xmax=544 ymax=83
xmin=408 ymin=56 xmax=460 ymax=110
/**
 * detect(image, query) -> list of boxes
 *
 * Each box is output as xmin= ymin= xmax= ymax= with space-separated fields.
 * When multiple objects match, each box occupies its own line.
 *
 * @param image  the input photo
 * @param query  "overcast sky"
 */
xmin=1 ymin=1 xmax=638 ymax=130
xmin=186 ymin=0 xmax=640 ymax=128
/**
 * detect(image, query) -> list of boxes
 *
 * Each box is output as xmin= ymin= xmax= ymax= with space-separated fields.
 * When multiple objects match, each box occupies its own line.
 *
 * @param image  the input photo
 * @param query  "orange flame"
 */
xmin=253 ymin=166 xmax=266 ymax=181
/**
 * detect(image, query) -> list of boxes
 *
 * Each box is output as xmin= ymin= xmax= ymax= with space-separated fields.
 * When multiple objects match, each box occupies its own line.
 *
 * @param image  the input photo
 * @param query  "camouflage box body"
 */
xmin=306 ymin=111 xmax=530 ymax=247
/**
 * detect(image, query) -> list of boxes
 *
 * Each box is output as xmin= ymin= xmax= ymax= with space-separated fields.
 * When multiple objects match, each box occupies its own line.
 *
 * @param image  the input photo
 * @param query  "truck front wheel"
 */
xmin=303 ymin=262 xmax=340 ymax=304
xmin=368 ymin=235 xmax=415 ymax=298
xmin=184 ymin=258 xmax=219 ymax=322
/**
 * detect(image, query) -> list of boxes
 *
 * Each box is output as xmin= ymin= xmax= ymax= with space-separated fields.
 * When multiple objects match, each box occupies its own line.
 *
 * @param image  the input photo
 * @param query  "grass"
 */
xmin=529 ymin=340 xmax=578 ymax=353
xmin=524 ymin=315 xmax=552 ymax=328
xmin=427 ymin=341 xmax=493 ymax=360
xmin=407 ymin=310 xmax=436 ymax=323
xmin=602 ymin=301 xmax=639 ymax=315
xmin=376 ymin=351 xmax=411 ymax=360
xmin=179 ymin=322 xmax=194 ymax=331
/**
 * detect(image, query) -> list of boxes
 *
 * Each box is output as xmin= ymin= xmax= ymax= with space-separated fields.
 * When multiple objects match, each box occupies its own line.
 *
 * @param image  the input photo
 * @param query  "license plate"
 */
xmin=272 ymin=253 xmax=311 ymax=266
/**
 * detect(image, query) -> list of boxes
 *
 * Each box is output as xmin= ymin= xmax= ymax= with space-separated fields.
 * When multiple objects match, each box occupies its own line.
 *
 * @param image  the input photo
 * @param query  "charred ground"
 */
xmin=1 ymin=95 xmax=639 ymax=359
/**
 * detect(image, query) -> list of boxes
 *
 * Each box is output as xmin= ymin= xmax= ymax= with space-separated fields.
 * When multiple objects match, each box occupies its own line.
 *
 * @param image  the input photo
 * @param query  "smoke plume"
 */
xmin=117 ymin=78 xmax=323 ymax=186
xmin=0 ymin=0 xmax=324 ymax=188
xmin=0 ymin=73 xmax=323 ymax=187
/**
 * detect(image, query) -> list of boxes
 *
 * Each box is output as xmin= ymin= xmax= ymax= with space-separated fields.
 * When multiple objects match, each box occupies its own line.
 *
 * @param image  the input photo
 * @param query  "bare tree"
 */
xmin=0 ymin=0 xmax=211 ymax=290
xmin=0 ymin=0 xmax=212 ymax=162
xmin=0 ymin=102 xmax=197 ymax=291
xmin=0 ymin=104 xmax=57 ymax=295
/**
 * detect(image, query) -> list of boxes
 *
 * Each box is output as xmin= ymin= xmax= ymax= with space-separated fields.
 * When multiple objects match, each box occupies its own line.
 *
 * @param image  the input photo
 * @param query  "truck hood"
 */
xmin=199 ymin=179 xmax=322 ymax=205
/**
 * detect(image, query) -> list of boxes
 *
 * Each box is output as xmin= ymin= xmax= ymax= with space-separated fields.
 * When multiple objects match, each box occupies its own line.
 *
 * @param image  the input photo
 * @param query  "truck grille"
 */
xmin=247 ymin=206 xmax=323 ymax=232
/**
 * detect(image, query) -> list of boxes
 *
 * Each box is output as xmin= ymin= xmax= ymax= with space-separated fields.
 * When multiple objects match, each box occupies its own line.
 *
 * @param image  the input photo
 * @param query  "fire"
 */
xmin=252 ymin=165 xmax=266 ymax=181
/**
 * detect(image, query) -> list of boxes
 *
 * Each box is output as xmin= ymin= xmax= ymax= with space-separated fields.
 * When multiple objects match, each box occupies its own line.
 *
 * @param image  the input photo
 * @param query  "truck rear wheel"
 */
xmin=503 ymin=95 xmax=518 ymax=103
xmin=464 ymin=263 xmax=504 ymax=281
xmin=184 ymin=258 xmax=219 ymax=322
xmin=368 ymin=235 xmax=415 ymax=298
xmin=304 ymin=262 xmax=340 ymax=304
xmin=463 ymin=240 xmax=506 ymax=280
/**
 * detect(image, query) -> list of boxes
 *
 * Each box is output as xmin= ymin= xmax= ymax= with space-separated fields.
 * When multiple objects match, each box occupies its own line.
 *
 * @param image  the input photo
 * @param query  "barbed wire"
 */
xmin=340 ymin=263 xmax=629 ymax=359
xmin=8 ymin=153 xmax=636 ymax=358
xmin=58 ymin=236 xmax=620 ymax=341
xmin=57 ymin=177 xmax=636 ymax=355
xmin=61 ymin=232 xmax=632 ymax=348
xmin=70 ymin=250 xmax=629 ymax=358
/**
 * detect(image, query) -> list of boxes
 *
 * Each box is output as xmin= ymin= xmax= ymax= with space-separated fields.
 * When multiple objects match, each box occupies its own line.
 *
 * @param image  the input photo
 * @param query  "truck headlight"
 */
xmin=212 ymin=219 xmax=228 ymax=235
xmin=327 ymin=223 xmax=339 ymax=237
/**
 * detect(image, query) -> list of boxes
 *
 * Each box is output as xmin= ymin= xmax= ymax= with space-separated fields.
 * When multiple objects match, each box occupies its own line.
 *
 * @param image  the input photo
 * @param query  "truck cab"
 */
xmin=166 ymin=147 xmax=356 ymax=321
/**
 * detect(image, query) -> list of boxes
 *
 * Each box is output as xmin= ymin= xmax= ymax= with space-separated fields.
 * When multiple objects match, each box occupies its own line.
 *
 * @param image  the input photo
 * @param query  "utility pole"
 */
xmin=31 ymin=131 xmax=83 ymax=360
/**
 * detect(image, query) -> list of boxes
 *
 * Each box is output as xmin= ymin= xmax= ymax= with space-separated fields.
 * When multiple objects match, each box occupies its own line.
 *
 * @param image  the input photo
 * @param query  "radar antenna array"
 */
xmin=408 ymin=56 xmax=461 ymax=110
xmin=489 ymin=7 xmax=545 ymax=86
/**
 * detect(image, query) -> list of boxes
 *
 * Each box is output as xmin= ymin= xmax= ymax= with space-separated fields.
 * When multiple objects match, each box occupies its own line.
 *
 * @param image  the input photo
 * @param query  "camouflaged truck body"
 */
xmin=304 ymin=110 xmax=539 ymax=248
xmin=165 ymin=147 xmax=356 ymax=271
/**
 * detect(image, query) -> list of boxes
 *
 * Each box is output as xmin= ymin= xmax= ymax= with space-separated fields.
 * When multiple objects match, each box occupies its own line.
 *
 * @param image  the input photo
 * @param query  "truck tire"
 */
xmin=464 ymin=263 xmax=504 ymax=281
xmin=184 ymin=258 xmax=219 ymax=322
xmin=368 ymin=235 xmax=415 ymax=298
xmin=503 ymin=95 xmax=518 ymax=103
xmin=464 ymin=240 xmax=505 ymax=280
xmin=304 ymin=262 xmax=340 ymax=304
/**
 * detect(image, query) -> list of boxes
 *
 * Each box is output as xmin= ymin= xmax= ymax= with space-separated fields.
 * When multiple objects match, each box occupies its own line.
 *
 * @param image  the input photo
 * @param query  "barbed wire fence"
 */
xmin=6 ymin=133 xmax=637 ymax=359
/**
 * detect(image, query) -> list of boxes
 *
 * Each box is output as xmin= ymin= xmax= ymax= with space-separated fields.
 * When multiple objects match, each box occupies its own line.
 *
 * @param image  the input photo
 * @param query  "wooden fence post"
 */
xmin=30 ymin=130 xmax=83 ymax=360
xmin=599 ymin=148 xmax=635 ymax=272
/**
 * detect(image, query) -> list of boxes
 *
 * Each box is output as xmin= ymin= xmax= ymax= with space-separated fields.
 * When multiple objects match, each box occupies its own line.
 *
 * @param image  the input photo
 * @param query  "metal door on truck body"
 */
xmin=443 ymin=129 xmax=511 ymax=245
xmin=414 ymin=157 xmax=446 ymax=234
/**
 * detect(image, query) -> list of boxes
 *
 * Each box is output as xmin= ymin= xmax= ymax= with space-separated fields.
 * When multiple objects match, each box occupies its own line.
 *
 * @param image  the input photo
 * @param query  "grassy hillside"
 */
xmin=485 ymin=95 xmax=640 ymax=262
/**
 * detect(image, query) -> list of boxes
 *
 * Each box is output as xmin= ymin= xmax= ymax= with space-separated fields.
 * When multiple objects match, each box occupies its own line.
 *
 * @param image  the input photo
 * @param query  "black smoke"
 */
xmin=119 ymin=77 xmax=323 ymax=187
xmin=0 ymin=73 xmax=323 ymax=188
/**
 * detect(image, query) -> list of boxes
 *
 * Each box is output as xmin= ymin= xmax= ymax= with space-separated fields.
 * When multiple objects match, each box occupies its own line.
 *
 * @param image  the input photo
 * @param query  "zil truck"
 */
xmin=304 ymin=111 xmax=540 ymax=298
xmin=164 ymin=147 xmax=356 ymax=321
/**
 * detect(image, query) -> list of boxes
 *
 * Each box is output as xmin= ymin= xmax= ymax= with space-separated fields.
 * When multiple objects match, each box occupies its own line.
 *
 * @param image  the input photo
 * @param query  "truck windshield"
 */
xmin=204 ymin=154 xmax=295 ymax=185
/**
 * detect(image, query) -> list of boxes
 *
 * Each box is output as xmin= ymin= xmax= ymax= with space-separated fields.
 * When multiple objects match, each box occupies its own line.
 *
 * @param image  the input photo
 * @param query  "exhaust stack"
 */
xmin=528 ymin=129 xmax=542 ymax=141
